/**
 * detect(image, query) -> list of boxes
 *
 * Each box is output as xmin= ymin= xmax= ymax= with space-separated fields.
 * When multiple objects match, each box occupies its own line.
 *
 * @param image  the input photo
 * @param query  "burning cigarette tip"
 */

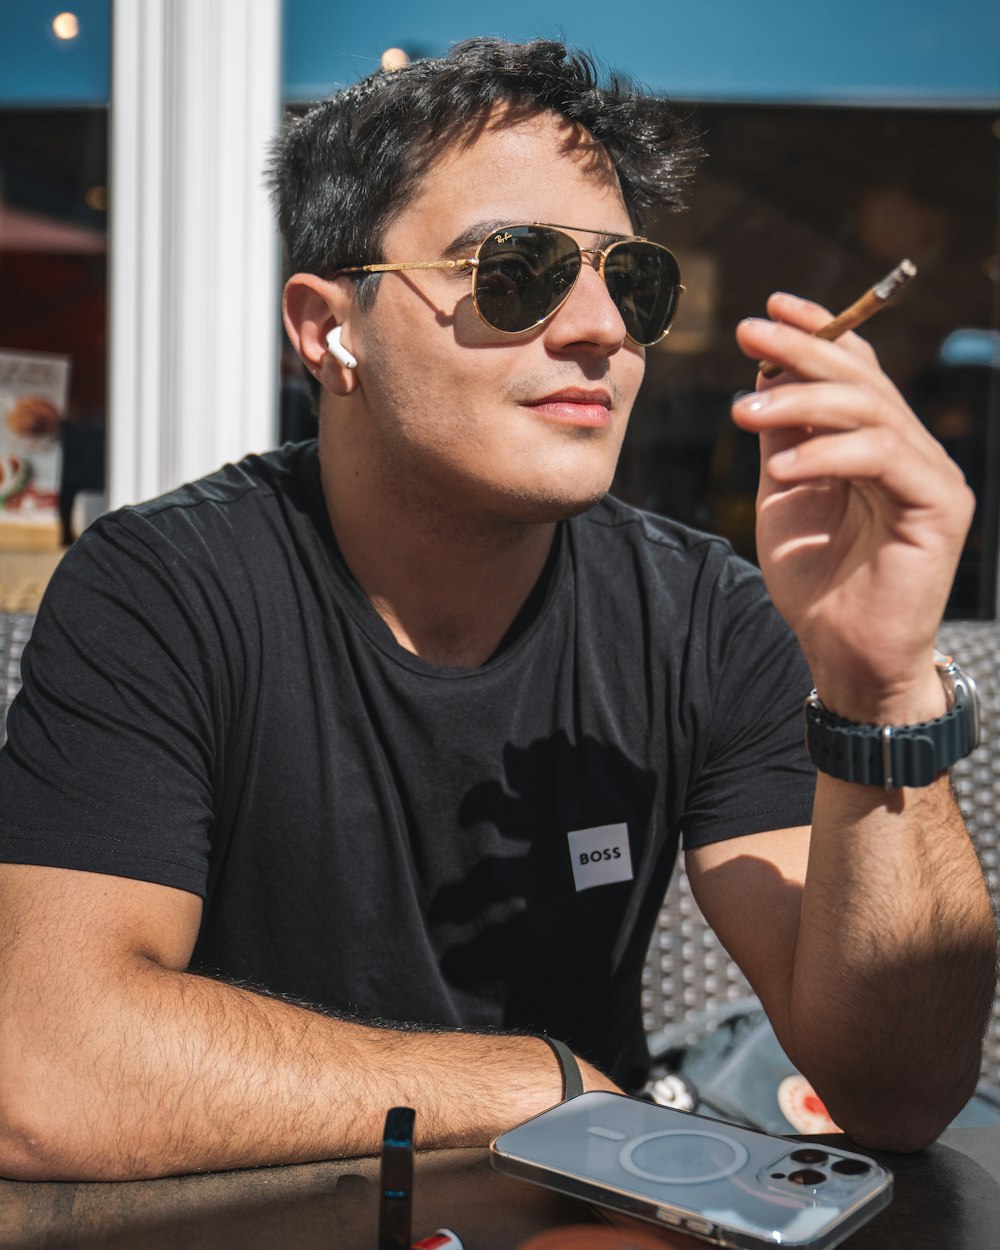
xmin=872 ymin=259 xmax=917 ymax=302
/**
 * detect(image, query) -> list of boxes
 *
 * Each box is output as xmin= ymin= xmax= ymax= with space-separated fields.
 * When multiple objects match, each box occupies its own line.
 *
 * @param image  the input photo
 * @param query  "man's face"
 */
xmin=341 ymin=108 xmax=649 ymax=526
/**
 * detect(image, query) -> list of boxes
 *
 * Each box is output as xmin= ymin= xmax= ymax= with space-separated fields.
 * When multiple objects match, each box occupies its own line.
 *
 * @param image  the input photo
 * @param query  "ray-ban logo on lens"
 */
xmin=568 ymin=823 xmax=633 ymax=892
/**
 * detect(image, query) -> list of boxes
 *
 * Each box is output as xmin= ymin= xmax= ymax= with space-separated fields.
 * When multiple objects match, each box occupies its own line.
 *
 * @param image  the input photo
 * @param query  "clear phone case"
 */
xmin=490 ymin=1091 xmax=892 ymax=1249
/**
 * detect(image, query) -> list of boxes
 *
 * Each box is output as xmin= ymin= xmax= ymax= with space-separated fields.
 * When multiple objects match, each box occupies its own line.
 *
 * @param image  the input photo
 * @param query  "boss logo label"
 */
xmin=567 ymin=823 xmax=633 ymax=892
xmin=579 ymin=847 xmax=622 ymax=864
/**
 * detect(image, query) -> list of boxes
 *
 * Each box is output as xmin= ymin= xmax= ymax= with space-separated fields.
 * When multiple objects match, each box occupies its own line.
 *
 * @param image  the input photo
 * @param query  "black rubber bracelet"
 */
xmin=535 ymin=1034 xmax=584 ymax=1100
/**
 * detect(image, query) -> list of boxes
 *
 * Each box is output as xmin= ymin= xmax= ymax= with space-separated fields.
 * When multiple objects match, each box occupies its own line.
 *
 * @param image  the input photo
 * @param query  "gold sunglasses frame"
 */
xmin=332 ymin=222 xmax=685 ymax=346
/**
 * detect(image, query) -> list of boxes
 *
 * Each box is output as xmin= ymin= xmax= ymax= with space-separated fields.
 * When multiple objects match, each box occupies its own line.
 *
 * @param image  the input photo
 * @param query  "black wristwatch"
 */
xmin=804 ymin=653 xmax=981 ymax=789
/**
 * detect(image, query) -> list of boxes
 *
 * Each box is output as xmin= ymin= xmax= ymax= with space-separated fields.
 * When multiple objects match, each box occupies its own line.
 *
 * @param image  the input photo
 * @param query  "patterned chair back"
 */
xmin=0 ymin=612 xmax=34 ymax=748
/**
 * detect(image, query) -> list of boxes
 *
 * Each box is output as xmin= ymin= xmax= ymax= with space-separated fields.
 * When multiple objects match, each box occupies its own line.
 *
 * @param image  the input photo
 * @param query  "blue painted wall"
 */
xmin=283 ymin=0 xmax=1000 ymax=105
xmin=0 ymin=1 xmax=111 ymax=105
xmin=2 ymin=0 xmax=999 ymax=108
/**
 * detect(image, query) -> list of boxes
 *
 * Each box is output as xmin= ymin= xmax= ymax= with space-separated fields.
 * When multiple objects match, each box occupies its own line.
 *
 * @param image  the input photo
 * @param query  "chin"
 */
xmin=500 ymin=482 xmax=611 ymax=525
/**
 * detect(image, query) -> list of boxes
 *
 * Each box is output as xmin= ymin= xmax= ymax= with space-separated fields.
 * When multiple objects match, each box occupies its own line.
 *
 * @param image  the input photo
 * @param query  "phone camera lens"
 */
xmin=790 ymin=1149 xmax=828 ymax=1164
xmin=832 ymin=1158 xmax=872 ymax=1176
xmin=789 ymin=1168 xmax=826 ymax=1186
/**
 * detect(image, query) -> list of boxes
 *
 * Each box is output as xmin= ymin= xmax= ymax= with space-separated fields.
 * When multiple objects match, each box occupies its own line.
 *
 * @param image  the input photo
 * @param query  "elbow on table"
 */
xmin=0 ymin=1060 xmax=101 ymax=1181
xmin=0 ymin=1098 xmax=65 ymax=1182
xmin=845 ymin=1117 xmax=946 ymax=1155
xmin=834 ymin=1072 xmax=981 ymax=1155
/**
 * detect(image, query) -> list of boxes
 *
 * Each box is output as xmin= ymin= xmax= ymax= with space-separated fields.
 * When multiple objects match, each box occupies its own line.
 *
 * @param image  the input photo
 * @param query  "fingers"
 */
xmin=766 ymin=290 xmax=836 ymax=332
xmin=738 ymin=291 xmax=887 ymax=387
xmin=761 ymin=425 xmax=959 ymax=500
xmin=732 ymin=383 xmax=971 ymax=523
xmin=731 ymin=380 xmax=932 ymax=446
xmin=731 ymin=291 xmax=970 ymax=520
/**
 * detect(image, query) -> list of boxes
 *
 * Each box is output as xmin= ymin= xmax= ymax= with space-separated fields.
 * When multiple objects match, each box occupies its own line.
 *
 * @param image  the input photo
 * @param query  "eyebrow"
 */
xmin=442 ymin=220 xmax=507 ymax=258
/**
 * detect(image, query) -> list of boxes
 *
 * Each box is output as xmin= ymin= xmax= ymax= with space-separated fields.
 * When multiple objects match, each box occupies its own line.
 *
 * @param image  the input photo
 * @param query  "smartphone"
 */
xmin=490 ymin=1092 xmax=892 ymax=1250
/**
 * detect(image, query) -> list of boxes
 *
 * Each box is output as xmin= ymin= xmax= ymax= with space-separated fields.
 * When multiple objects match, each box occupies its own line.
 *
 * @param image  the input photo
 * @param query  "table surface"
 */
xmin=0 ymin=1127 xmax=996 ymax=1250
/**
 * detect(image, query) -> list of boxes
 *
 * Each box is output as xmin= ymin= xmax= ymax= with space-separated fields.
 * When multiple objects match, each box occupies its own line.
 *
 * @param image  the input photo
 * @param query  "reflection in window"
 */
xmin=0 ymin=107 xmax=107 ymax=578
xmin=615 ymin=104 xmax=1000 ymax=618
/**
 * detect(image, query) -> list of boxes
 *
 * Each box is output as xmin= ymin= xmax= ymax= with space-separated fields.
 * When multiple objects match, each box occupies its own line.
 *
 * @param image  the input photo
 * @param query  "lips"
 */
xmin=522 ymin=388 xmax=613 ymax=427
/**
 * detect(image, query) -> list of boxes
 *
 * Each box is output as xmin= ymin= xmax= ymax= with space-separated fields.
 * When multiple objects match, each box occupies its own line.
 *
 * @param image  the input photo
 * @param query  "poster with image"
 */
xmin=0 ymin=348 xmax=70 ymax=549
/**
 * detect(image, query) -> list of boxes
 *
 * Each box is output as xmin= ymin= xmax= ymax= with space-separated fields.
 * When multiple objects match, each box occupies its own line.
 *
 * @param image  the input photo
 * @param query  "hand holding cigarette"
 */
xmin=758 ymin=259 xmax=917 ymax=379
xmin=731 ymin=250 xmax=973 ymax=735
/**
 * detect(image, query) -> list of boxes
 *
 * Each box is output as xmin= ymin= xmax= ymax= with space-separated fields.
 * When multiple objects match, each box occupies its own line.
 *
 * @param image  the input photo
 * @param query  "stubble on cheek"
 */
xmin=357 ymin=321 xmax=636 ymax=524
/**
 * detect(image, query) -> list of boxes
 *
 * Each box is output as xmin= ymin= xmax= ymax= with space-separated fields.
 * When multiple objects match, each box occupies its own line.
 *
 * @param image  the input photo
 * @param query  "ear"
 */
xmin=282 ymin=273 xmax=360 ymax=396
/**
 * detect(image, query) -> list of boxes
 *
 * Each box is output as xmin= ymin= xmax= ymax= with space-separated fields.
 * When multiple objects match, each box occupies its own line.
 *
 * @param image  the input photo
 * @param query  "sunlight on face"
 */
xmin=337 ymin=108 xmax=648 ymax=529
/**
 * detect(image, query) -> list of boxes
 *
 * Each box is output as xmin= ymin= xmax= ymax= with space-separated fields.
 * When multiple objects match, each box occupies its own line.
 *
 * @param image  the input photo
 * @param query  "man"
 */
xmin=0 ymin=39 xmax=995 ymax=1181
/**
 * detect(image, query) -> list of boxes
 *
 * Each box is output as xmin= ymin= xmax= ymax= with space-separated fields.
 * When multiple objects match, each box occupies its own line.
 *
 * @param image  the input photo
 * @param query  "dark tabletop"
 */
xmin=0 ymin=1128 xmax=996 ymax=1250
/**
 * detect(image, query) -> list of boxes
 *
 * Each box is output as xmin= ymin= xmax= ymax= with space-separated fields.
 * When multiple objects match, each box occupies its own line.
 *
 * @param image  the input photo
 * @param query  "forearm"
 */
xmin=2 ymin=960 xmax=601 ymax=1181
xmin=782 ymin=773 xmax=997 ymax=1149
xmin=731 ymin=293 xmax=996 ymax=1148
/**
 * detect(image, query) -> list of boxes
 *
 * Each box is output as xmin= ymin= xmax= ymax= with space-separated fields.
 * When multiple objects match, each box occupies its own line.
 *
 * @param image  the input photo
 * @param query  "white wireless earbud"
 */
xmin=325 ymin=326 xmax=358 ymax=370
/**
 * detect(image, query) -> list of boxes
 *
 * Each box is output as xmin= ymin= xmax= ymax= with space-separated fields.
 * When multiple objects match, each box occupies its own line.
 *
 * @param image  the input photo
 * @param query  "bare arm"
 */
xmin=684 ymin=295 xmax=999 ymax=1152
xmin=688 ymin=793 xmax=996 ymax=1152
xmin=0 ymin=863 xmax=617 ymax=1181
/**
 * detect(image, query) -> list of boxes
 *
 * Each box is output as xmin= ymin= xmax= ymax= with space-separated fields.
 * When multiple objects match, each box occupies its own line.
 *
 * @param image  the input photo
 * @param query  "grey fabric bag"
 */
xmin=645 ymin=999 xmax=1000 ymax=1134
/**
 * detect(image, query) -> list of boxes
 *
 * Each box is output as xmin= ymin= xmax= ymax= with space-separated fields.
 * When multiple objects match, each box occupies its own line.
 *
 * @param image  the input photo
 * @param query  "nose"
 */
xmin=544 ymin=250 xmax=629 ymax=355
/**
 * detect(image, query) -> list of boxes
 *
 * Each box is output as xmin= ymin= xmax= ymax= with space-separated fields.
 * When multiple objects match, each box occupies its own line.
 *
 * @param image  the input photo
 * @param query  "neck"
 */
xmin=318 ymin=429 xmax=558 ymax=669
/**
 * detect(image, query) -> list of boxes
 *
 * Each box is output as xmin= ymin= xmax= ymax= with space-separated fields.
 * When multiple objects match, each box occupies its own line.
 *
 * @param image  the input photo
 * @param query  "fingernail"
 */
xmin=733 ymin=390 xmax=768 ymax=413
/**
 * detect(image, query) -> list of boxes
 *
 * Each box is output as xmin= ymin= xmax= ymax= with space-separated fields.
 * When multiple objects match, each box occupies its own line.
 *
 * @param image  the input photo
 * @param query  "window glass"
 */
xmin=617 ymin=104 xmax=1000 ymax=618
xmin=0 ymin=107 xmax=108 ymax=572
xmin=0 ymin=4 xmax=109 ymax=608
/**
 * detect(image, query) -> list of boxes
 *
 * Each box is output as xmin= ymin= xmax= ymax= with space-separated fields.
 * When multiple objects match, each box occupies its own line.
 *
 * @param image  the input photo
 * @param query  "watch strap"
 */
xmin=804 ymin=695 xmax=972 ymax=789
xmin=535 ymin=1034 xmax=584 ymax=1101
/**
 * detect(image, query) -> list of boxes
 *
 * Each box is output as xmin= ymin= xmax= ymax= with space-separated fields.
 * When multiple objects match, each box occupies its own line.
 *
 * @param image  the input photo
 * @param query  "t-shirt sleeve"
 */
xmin=679 ymin=549 xmax=816 ymax=849
xmin=0 ymin=512 xmax=220 ymax=895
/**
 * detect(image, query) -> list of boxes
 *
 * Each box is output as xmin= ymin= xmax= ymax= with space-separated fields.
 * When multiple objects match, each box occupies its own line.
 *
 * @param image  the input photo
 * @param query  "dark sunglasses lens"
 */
xmin=474 ymin=227 xmax=581 ymax=332
xmin=604 ymin=242 xmax=680 ymax=345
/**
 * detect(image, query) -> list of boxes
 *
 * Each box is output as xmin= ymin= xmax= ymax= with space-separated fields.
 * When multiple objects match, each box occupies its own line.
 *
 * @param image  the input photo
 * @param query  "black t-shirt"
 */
xmin=0 ymin=442 xmax=815 ymax=1087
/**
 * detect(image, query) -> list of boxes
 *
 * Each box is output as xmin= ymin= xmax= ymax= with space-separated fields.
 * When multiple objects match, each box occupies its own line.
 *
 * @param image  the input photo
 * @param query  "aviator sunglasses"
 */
xmin=333 ymin=223 xmax=684 ymax=347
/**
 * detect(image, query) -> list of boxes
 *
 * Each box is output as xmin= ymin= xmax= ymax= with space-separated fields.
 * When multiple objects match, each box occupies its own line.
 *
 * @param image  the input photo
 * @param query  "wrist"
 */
xmin=804 ymin=654 xmax=980 ymax=790
xmin=810 ymin=665 xmax=947 ymax=727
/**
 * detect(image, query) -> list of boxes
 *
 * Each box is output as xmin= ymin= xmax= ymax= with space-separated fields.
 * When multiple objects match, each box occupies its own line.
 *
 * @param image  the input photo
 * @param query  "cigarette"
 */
xmin=758 ymin=259 xmax=917 ymax=379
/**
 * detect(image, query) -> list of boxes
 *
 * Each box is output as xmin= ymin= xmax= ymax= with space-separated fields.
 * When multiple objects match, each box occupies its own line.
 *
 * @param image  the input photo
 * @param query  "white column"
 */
xmin=108 ymin=0 xmax=282 ymax=508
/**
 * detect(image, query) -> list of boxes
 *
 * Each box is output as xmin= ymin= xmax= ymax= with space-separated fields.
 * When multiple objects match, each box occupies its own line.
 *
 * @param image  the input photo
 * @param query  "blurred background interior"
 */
xmin=2 ymin=0 xmax=998 ymax=616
